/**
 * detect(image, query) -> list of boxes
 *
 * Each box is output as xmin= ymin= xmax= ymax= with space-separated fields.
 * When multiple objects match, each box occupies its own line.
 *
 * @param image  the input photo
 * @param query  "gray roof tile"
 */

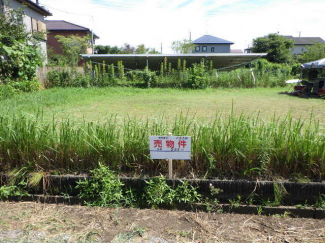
xmin=192 ymin=35 xmax=234 ymax=44
xmin=283 ymin=36 xmax=325 ymax=45
xmin=45 ymin=20 xmax=89 ymax=31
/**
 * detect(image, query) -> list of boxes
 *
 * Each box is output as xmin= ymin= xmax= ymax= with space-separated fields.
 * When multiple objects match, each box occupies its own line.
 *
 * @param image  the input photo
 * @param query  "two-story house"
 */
xmin=245 ymin=35 xmax=325 ymax=55
xmin=0 ymin=0 xmax=52 ymax=61
xmin=45 ymin=20 xmax=99 ymax=56
xmin=192 ymin=35 xmax=234 ymax=53
xmin=282 ymin=36 xmax=325 ymax=55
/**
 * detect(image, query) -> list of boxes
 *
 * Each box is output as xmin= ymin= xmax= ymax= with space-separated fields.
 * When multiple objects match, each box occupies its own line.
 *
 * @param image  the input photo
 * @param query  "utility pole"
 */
xmin=91 ymin=16 xmax=94 ymax=54
xmin=161 ymin=43 xmax=162 ymax=54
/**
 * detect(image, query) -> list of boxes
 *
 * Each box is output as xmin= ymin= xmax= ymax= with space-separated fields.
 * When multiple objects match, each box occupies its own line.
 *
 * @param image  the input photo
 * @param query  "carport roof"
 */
xmin=80 ymin=53 xmax=267 ymax=71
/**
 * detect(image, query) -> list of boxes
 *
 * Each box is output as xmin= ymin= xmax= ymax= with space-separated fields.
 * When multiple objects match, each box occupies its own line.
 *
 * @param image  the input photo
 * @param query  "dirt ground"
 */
xmin=0 ymin=202 xmax=324 ymax=243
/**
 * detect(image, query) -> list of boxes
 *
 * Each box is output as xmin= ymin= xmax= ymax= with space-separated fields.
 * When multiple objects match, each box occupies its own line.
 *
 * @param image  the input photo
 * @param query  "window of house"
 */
xmin=195 ymin=46 xmax=200 ymax=52
xmin=37 ymin=21 xmax=46 ymax=32
xmin=211 ymin=47 xmax=215 ymax=52
xmin=31 ymin=18 xmax=47 ymax=40
xmin=202 ymin=46 xmax=207 ymax=52
xmin=31 ymin=18 xmax=37 ymax=32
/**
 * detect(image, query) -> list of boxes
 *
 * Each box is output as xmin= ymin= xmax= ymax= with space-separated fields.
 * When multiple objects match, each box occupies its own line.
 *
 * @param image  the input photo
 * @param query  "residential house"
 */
xmin=245 ymin=36 xmax=325 ymax=55
xmin=282 ymin=36 xmax=325 ymax=55
xmin=192 ymin=35 xmax=234 ymax=53
xmin=0 ymin=0 xmax=52 ymax=61
xmin=244 ymin=47 xmax=252 ymax=53
xmin=45 ymin=20 xmax=99 ymax=56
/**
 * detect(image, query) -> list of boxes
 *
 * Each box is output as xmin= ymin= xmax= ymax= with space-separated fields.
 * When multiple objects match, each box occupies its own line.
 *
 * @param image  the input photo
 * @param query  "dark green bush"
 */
xmin=46 ymin=69 xmax=91 ymax=88
xmin=187 ymin=62 xmax=210 ymax=89
xmin=76 ymin=163 xmax=128 ymax=207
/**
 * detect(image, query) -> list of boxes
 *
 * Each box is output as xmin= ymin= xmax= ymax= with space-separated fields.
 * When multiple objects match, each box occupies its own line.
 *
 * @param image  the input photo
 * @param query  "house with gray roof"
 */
xmin=192 ymin=35 xmax=234 ymax=53
xmin=282 ymin=36 xmax=325 ymax=55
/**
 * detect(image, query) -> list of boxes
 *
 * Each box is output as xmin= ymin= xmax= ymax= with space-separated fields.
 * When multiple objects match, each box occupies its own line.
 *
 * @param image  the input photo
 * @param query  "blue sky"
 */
xmin=41 ymin=0 xmax=325 ymax=53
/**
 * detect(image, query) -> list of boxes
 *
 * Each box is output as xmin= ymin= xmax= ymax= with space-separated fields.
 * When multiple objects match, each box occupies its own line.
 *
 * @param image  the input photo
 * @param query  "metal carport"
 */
xmin=80 ymin=53 xmax=267 ymax=70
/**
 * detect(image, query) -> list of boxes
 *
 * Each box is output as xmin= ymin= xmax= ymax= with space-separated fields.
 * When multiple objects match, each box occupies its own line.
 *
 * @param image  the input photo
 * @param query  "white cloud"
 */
xmin=40 ymin=0 xmax=325 ymax=53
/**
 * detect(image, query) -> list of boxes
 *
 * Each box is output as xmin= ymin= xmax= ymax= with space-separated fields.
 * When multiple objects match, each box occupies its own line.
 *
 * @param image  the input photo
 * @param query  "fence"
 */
xmin=37 ymin=66 xmax=84 ymax=85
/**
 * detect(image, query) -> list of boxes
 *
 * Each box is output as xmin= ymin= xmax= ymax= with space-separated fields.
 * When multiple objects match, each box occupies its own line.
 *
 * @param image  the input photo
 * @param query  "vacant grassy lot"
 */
xmin=1 ymin=87 xmax=324 ymax=124
xmin=0 ymin=87 xmax=324 ymax=179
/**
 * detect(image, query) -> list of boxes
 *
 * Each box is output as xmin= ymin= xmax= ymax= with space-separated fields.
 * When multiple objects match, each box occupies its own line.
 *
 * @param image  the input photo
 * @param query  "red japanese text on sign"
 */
xmin=166 ymin=140 xmax=175 ymax=148
xmin=178 ymin=140 xmax=187 ymax=148
xmin=154 ymin=140 xmax=162 ymax=148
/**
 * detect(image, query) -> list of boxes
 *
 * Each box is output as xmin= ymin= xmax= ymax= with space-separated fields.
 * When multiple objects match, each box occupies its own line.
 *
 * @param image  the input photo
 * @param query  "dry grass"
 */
xmin=0 ymin=202 xmax=324 ymax=242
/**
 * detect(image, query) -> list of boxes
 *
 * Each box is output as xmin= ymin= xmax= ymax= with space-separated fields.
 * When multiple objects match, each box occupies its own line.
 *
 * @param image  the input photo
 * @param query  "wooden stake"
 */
xmin=168 ymin=132 xmax=172 ymax=179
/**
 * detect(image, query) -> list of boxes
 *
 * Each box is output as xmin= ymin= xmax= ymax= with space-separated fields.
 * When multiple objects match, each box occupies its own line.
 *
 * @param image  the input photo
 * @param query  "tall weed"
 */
xmin=0 ymin=112 xmax=324 ymax=179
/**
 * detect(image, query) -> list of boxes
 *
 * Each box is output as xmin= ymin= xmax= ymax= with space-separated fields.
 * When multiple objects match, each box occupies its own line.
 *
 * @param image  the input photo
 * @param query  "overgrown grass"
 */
xmin=0 ymin=112 xmax=324 ymax=180
xmin=45 ymin=59 xmax=297 ymax=89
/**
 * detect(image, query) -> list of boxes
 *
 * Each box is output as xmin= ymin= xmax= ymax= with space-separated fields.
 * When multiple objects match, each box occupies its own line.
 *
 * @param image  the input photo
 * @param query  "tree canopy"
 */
xmin=94 ymin=44 xmax=159 ymax=54
xmin=95 ymin=45 xmax=121 ymax=54
xmin=252 ymin=34 xmax=294 ymax=63
xmin=171 ymin=39 xmax=196 ymax=54
xmin=300 ymin=42 xmax=325 ymax=63
xmin=55 ymin=35 xmax=89 ymax=66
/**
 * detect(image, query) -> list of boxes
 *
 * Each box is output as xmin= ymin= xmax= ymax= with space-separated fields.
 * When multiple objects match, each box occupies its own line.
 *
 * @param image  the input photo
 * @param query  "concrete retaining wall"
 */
xmin=1 ymin=175 xmax=324 ymax=205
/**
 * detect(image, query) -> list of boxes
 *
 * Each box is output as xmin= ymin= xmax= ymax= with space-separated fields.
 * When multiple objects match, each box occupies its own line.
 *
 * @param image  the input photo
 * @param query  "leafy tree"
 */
xmin=55 ymin=35 xmax=89 ymax=66
xmin=135 ymin=44 xmax=148 ymax=54
xmin=0 ymin=3 xmax=41 ymax=84
xmin=135 ymin=44 xmax=159 ymax=54
xmin=95 ymin=43 xmax=159 ymax=54
xmin=148 ymin=48 xmax=160 ymax=54
xmin=252 ymin=33 xmax=294 ymax=63
xmin=300 ymin=42 xmax=325 ymax=63
xmin=121 ymin=43 xmax=135 ymax=54
xmin=171 ymin=39 xmax=196 ymax=54
xmin=95 ymin=45 xmax=122 ymax=54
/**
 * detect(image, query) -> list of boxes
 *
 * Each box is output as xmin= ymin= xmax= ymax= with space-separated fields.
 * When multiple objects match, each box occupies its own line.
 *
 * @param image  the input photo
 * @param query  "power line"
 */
xmin=42 ymin=1 xmax=132 ymax=13
xmin=42 ymin=3 xmax=94 ymax=17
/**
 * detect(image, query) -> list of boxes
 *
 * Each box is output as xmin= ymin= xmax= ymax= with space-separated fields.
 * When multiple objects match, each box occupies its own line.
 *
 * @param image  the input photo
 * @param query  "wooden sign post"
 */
xmin=168 ymin=132 xmax=173 ymax=179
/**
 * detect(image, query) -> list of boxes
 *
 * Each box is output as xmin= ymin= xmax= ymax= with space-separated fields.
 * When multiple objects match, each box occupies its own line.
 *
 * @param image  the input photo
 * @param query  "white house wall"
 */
xmin=291 ymin=45 xmax=308 ymax=55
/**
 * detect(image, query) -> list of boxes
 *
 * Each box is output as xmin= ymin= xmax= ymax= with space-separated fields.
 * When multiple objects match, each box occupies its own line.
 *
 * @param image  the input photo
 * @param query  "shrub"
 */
xmin=46 ymin=69 xmax=91 ymax=88
xmin=77 ymin=163 xmax=126 ymax=207
xmin=175 ymin=181 xmax=201 ymax=204
xmin=7 ymin=80 xmax=40 ymax=92
xmin=187 ymin=62 xmax=210 ymax=89
xmin=0 ymin=5 xmax=42 ymax=84
xmin=143 ymin=176 xmax=175 ymax=208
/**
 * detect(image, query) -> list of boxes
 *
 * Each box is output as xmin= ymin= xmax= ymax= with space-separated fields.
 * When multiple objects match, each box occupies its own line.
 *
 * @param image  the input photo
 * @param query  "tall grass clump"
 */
xmin=0 ymin=113 xmax=324 ymax=180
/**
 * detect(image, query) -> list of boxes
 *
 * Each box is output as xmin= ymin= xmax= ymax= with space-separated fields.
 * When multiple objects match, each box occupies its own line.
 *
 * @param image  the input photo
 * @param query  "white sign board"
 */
xmin=149 ymin=136 xmax=191 ymax=160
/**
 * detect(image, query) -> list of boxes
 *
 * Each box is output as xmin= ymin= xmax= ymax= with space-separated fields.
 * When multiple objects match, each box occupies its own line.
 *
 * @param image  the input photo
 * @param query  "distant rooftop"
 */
xmin=282 ymin=36 xmax=325 ymax=45
xmin=46 ymin=20 xmax=90 ymax=31
xmin=46 ymin=20 xmax=99 ymax=38
xmin=231 ymin=49 xmax=243 ymax=53
xmin=192 ymin=35 xmax=234 ymax=44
